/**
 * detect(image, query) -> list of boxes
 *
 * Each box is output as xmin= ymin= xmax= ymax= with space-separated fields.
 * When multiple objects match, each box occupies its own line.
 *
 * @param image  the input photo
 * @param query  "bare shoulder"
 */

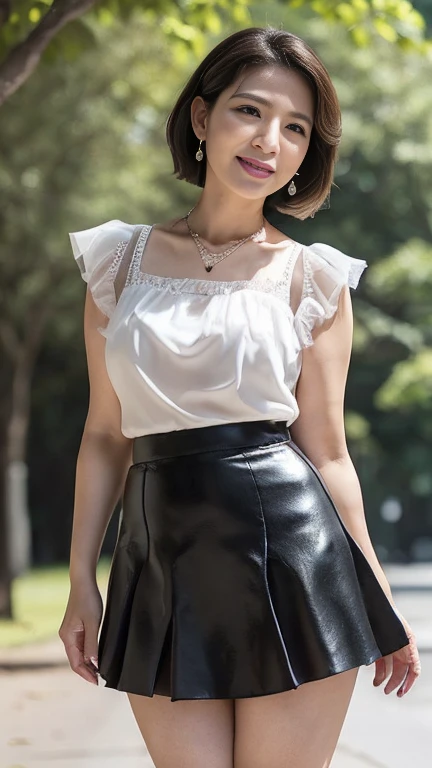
xmin=263 ymin=219 xmax=298 ymax=248
xmin=152 ymin=215 xmax=188 ymax=233
xmin=142 ymin=215 xmax=194 ymax=268
xmin=151 ymin=215 xmax=191 ymax=241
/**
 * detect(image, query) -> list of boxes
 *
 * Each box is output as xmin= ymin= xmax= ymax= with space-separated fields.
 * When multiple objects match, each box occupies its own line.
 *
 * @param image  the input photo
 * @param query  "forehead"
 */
xmin=221 ymin=64 xmax=314 ymax=112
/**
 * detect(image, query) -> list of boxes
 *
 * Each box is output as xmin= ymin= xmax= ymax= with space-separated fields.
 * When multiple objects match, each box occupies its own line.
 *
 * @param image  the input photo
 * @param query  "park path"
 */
xmin=1 ymin=564 xmax=431 ymax=767
xmin=2 ymin=649 xmax=430 ymax=768
xmin=0 ymin=662 xmax=379 ymax=768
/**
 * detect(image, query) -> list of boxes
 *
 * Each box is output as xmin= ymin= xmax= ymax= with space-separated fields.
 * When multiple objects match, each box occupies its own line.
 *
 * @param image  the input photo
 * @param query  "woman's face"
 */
xmin=191 ymin=64 xmax=315 ymax=201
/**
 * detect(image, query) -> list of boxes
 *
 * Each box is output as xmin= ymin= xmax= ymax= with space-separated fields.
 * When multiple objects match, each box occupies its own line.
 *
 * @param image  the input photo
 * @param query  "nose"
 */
xmin=252 ymin=119 xmax=280 ymax=155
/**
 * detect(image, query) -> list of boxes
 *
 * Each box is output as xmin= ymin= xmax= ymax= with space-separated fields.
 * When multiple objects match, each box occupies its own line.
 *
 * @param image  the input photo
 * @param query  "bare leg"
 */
xmin=127 ymin=693 xmax=235 ymax=768
xmin=234 ymin=667 xmax=359 ymax=768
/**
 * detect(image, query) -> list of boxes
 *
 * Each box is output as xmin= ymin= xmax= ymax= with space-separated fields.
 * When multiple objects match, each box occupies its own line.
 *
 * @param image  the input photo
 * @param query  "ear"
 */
xmin=190 ymin=95 xmax=208 ymax=139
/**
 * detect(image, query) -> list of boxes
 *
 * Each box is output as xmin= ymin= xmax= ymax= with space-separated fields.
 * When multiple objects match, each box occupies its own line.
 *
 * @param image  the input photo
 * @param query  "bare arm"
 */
xmin=289 ymin=286 xmax=395 ymax=605
xmin=289 ymin=287 xmax=423 ymax=696
xmin=70 ymin=289 xmax=133 ymax=584
xmin=59 ymin=289 xmax=132 ymax=684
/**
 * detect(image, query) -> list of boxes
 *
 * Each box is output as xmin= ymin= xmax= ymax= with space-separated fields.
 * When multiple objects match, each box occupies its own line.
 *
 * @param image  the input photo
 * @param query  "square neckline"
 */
xmin=126 ymin=224 xmax=304 ymax=291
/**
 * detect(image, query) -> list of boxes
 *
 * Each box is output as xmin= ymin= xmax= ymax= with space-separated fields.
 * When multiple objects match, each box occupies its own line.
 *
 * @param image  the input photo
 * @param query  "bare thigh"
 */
xmin=234 ymin=667 xmax=359 ymax=768
xmin=127 ymin=692 xmax=235 ymax=768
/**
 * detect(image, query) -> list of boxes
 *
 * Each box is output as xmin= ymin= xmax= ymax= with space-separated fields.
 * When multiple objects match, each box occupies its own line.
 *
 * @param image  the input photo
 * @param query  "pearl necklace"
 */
xmin=183 ymin=206 xmax=266 ymax=273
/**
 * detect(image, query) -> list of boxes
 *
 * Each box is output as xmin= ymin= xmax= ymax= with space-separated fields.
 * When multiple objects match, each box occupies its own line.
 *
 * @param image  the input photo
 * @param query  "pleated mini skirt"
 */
xmin=97 ymin=419 xmax=409 ymax=701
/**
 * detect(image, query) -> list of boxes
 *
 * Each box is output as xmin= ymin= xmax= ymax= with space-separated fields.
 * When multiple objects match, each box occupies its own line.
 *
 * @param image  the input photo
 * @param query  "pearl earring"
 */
xmin=196 ymin=139 xmax=204 ymax=161
xmin=288 ymin=172 xmax=300 ymax=196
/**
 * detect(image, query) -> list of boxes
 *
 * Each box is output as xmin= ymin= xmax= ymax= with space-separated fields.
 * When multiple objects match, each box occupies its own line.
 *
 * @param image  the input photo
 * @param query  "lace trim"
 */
xmin=124 ymin=224 xmax=302 ymax=305
xmin=132 ymin=270 xmax=299 ymax=303
xmin=126 ymin=225 xmax=153 ymax=286
xmin=106 ymin=239 xmax=128 ymax=280
xmin=301 ymin=250 xmax=314 ymax=300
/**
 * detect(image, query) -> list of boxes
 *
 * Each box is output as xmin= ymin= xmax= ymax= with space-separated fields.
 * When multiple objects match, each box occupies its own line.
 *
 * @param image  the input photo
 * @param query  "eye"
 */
xmin=288 ymin=124 xmax=307 ymax=137
xmin=236 ymin=107 xmax=307 ymax=137
xmin=237 ymin=105 xmax=260 ymax=117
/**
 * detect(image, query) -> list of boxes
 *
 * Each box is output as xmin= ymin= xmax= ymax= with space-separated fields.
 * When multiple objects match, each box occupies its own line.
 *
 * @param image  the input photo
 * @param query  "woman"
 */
xmin=59 ymin=26 xmax=420 ymax=768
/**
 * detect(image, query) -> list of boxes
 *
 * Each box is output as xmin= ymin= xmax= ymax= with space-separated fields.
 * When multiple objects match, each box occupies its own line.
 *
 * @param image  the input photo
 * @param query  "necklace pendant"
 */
xmin=184 ymin=207 xmax=267 ymax=276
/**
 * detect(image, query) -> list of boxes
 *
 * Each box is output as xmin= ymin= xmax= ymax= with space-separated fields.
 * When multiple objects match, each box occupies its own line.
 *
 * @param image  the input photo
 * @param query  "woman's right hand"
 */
xmin=58 ymin=580 xmax=103 ymax=685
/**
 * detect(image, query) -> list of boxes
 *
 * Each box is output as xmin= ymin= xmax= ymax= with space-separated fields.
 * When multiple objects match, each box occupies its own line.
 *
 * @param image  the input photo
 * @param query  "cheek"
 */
xmin=275 ymin=139 xmax=309 ymax=178
xmin=206 ymin=115 xmax=251 ymax=163
xmin=214 ymin=111 xmax=253 ymax=139
xmin=286 ymin=135 xmax=310 ymax=159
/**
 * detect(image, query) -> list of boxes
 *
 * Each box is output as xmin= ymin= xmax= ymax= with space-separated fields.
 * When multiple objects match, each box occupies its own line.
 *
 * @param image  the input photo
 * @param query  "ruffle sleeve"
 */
xmin=69 ymin=219 xmax=136 ymax=320
xmin=293 ymin=242 xmax=368 ymax=349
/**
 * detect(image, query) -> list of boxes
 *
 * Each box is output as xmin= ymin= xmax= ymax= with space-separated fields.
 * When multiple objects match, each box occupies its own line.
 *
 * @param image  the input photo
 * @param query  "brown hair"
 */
xmin=166 ymin=26 xmax=342 ymax=220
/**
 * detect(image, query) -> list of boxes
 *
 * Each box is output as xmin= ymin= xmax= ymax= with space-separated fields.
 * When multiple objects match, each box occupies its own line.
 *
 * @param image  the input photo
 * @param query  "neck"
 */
xmin=186 ymin=189 xmax=266 ymax=245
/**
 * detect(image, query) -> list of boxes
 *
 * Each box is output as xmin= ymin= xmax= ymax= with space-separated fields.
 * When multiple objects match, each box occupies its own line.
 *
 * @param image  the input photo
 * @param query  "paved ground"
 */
xmin=2 ymin=655 xmax=431 ymax=768
xmin=1 ymin=565 xmax=431 ymax=767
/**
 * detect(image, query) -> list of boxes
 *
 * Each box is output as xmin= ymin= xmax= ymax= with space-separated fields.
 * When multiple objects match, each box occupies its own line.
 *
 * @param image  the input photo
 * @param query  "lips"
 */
xmin=236 ymin=157 xmax=275 ymax=179
xmin=238 ymin=157 xmax=275 ymax=172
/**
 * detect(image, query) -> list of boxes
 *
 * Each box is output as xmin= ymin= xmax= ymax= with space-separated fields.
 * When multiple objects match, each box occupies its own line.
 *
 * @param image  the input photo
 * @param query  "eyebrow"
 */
xmin=229 ymin=91 xmax=313 ymax=128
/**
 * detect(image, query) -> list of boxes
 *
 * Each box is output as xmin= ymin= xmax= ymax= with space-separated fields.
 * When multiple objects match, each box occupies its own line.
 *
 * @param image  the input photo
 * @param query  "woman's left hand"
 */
xmin=373 ymin=612 xmax=421 ymax=698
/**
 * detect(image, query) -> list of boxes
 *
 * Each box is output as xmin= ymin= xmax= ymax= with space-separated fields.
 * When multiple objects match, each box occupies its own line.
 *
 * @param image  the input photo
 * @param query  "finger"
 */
xmin=384 ymin=658 xmax=407 ymax=695
xmin=63 ymin=629 xmax=98 ymax=685
xmin=373 ymin=655 xmax=392 ymax=686
xmin=67 ymin=642 xmax=99 ymax=684
xmin=83 ymin=622 xmax=100 ymax=673
xmin=397 ymin=659 xmax=421 ymax=697
xmin=373 ymin=658 xmax=386 ymax=686
xmin=76 ymin=622 xmax=99 ymax=680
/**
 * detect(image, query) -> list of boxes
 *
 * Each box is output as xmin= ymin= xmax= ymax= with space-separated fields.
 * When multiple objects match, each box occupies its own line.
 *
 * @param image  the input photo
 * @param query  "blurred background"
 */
xmin=0 ymin=1 xmax=431 ymax=766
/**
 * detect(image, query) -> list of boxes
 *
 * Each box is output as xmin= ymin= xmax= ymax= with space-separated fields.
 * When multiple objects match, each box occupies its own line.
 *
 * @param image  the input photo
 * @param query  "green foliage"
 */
xmin=369 ymin=239 xmax=432 ymax=307
xmin=0 ymin=0 xmax=428 ymax=76
xmin=0 ymin=0 xmax=252 ymax=62
xmin=365 ymin=239 xmax=432 ymax=420
xmin=291 ymin=0 xmax=428 ymax=50
xmin=353 ymin=301 xmax=424 ymax=353
xmin=376 ymin=350 xmax=432 ymax=412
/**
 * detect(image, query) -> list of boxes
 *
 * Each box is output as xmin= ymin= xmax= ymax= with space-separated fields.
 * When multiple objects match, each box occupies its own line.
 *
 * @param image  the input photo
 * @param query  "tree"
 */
xmin=0 ymin=2 xmax=247 ymax=618
xmin=0 ymin=1 xmax=428 ymax=108
xmin=251 ymin=0 xmax=432 ymax=557
xmin=302 ymin=13 xmax=432 ymax=559
xmin=291 ymin=0 xmax=427 ymax=48
xmin=1 ymin=0 xmax=431 ymax=619
xmin=25 ymin=7 xmax=432 ymax=567
xmin=0 ymin=0 xmax=249 ymax=107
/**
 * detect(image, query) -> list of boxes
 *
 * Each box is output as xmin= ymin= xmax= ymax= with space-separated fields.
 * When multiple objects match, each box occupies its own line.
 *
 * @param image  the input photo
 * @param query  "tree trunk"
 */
xmin=6 ymin=348 xmax=35 ymax=581
xmin=0 ymin=0 xmax=97 ymax=107
xmin=0 ymin=431 xmax=12 ymax=618
xmin=0 ymin=302 xmax=50 ymax=618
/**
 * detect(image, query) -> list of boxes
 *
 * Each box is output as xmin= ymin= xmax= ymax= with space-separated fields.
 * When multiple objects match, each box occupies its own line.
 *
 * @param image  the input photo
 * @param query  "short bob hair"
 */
xmin=166 ymin=26 xmax=342 ymax=220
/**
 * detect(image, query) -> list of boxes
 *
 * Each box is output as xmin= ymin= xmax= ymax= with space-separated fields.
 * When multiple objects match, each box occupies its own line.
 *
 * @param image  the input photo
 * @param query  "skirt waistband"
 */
xmin=132 ymin=420 xmax=291 ymax=464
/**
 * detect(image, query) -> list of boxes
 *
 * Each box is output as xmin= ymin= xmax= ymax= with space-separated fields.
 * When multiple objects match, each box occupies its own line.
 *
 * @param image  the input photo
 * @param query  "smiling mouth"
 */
xmin=237 ymin=157 xmax=274 ymax=172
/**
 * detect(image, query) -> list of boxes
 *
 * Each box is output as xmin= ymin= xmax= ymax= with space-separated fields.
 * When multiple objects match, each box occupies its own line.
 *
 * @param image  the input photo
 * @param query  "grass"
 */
xmin=0 ymin=558 xmax=110 ymax=648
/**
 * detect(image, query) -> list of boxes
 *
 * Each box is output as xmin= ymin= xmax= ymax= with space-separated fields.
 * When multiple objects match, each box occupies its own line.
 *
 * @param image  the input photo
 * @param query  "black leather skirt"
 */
xmin=97 ymin=419 xmax=409 ymax=701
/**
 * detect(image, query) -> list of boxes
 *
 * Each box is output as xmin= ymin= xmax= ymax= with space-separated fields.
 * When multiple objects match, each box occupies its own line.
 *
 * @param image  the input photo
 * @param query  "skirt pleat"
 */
xmin=97 ymin=421 xmax=409 ymax=701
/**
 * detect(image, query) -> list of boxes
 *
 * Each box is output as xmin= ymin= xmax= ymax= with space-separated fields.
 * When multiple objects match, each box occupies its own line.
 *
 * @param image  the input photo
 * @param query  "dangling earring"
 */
xmin=196 ymin=139 xmax=204 ymax=161
xmin=288 ymin=172 xmax=300 ymax=196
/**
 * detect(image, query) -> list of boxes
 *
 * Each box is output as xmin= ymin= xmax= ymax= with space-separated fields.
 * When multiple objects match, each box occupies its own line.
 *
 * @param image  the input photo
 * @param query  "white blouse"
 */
xmin=69 ymin=220 xmax=367 ymax=438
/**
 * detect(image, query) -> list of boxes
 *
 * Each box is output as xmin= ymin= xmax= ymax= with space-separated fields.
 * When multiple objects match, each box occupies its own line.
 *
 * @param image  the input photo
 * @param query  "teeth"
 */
xmin=242 ymin=159 xmax=269 ymax=172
